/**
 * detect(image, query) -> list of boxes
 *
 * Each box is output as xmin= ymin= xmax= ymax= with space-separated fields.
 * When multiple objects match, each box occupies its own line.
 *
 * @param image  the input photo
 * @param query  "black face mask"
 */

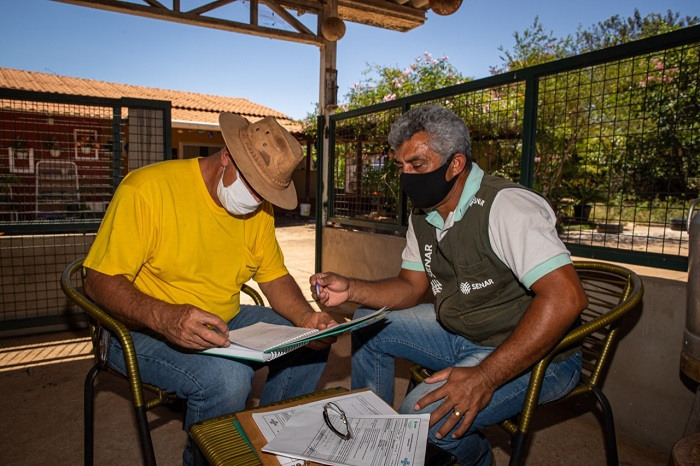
xmin=400 ymin=157 xmax=457 ymax=209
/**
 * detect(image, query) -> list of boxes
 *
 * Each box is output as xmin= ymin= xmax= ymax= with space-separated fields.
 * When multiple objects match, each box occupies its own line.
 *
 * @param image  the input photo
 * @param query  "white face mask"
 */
xmin=216 ymin=166 xmax=262 ymax=216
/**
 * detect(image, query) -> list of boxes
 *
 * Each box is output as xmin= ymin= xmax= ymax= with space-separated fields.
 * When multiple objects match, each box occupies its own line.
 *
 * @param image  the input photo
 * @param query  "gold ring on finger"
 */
xmin=453 ymin=410 xmax=461 ymax=417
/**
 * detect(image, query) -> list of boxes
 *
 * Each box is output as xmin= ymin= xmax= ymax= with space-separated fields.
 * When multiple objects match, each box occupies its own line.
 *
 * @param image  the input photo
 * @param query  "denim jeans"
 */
xmin=106 ymin=304 xmax=329 ymax=465
xmin=351 ymin=304 xmax=582 ymax=466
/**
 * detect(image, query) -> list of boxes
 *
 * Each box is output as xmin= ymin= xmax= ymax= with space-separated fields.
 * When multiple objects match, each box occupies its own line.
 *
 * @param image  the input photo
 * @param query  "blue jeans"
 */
xmin=351 ymin=304 xmax=581 ymax=466
xmin=106 ymin=304 xmax=329 ymax=465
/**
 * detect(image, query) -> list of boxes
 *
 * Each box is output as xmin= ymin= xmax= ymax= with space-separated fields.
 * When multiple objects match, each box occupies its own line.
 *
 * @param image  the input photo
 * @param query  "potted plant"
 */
xmin=44 ymin=138 xmax=61 ymax=157
xmin=75 ymin=134 xmax=101 ymax=155
xmin=552 ymin=169 xmax=605 ymax=224
xmin=10 ymin=138 xmax=30 ymax=159
xmin=670 ymin=217 xmax=687 ymax=231
xmin=596 ymin=222 xmax=624 ymax=234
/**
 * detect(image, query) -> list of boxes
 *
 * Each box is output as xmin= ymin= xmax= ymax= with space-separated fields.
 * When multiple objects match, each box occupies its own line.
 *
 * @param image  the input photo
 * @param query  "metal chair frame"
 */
xmin=409 ymin=260 xmax=644 ymax=466
xmin=61 ymin=258 xmax=265 ymax=466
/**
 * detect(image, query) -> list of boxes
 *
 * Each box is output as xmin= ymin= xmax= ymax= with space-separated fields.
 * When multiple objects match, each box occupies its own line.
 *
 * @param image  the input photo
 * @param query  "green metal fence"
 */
xmin=326 ymin=25 xmax=700 ymax=271
xmin=0 ymin=89 xmax=171 ymax=332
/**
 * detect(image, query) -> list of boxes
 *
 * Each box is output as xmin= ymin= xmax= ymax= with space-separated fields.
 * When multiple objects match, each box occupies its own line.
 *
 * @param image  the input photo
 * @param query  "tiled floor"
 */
xmin=0 ymin=217 xmax=671 ymax=465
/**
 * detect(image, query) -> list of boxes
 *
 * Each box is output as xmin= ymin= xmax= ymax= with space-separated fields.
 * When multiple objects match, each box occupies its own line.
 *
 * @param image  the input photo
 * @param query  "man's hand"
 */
xmin=155 ymin=304 xmax=231 ymax=351
xmin=298 ymin=310 xmax=338 ymax=350
xmin=85 ymin=269 xmax=231 ymax=351
xmin=413 ymin=366 xmax=497 ymax=439
xmin=310 ymin=272 xmax=350 ymax=307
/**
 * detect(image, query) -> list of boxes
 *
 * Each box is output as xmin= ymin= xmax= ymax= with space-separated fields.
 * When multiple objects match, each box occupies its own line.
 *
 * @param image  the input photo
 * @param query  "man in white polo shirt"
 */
xmin=311 ymin=104 xmax=588 ymax=465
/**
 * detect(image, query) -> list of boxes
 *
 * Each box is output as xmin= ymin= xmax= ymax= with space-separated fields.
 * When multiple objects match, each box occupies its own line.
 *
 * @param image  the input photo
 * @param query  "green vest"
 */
xmin=411 ymin=174 xmax=533 ymax=347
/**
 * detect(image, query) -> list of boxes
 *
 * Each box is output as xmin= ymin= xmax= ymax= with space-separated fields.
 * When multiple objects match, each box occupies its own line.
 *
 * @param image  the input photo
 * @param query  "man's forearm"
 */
xmin=477 ymin=266 xmax=587 ymax=389
xmin=84 ymin=268 xmax=172 ymax=331
xmin=476 ymin=301 xmax=576 ymax=391
xmin=347 ymin=273 xmax=426 ymax=311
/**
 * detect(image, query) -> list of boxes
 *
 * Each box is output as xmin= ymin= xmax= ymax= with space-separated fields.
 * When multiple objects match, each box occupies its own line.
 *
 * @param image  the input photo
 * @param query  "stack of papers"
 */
xmin=251 ymin=390 xmax=429 ymax=466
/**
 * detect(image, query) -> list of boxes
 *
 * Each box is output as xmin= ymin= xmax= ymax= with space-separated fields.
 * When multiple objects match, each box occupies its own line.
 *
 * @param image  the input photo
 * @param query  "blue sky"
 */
xmin=1 ymin=0 xmax=699 ymax=120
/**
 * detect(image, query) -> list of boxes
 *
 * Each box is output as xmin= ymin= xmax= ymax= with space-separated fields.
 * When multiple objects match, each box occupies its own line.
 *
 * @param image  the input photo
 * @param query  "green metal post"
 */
xmin=520 ymin=76 xmax=538 ymax=189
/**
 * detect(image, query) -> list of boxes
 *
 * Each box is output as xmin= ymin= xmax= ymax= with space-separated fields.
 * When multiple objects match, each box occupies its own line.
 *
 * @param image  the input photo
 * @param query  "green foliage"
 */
xmin=492 ymin=17 xmax=572 ymax=72
xmin=573 ymin=9 xmax=698 ymax=54
xmin=342 ymin=52 xmax=469 ymax=110
xmin=493 ymin=9 xmax=699 ymax=73
xmin=301 ymin=53 xmax=469 ymax=137
xmin=515 ymin=10 xmax=700 ymax=213
xmin=311 ymin=9 xmax=698 ymax=233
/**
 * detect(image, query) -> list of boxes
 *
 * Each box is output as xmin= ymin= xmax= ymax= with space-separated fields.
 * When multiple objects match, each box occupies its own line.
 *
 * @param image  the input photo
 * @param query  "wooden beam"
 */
xmin=188 ymin=0 xmax=237 ymax=16
xmin=251 ymin=0 xmax=259 ymax=25
xmin=143 ymin=0 xmax=166 ymax=8
xmin=260 ymin=0 xmax=315 ymax=35
xmin=52 ymin=0 xmax=323 ymax=45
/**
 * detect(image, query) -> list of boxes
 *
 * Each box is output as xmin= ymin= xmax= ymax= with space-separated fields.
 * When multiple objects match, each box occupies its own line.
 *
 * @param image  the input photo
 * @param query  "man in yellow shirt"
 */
xmin=84 ymin=113 xmax=336 ymax=465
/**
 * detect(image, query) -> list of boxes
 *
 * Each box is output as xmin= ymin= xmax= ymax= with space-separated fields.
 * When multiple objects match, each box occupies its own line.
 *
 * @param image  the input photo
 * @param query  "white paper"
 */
xmin=262 ymin=407 xmax=430 ymax=466
xmin=201 ymin=308 xmax=387 ymax=361
xmin=252 ymin=390 xmax=397 ymax=465
xmin=227 ymin=322 xmax=317 ymax=352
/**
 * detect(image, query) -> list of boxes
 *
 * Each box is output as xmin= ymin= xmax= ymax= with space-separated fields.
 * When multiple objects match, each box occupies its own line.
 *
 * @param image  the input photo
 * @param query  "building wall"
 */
xmin=320 ymin=227 xmax=694 ymax=453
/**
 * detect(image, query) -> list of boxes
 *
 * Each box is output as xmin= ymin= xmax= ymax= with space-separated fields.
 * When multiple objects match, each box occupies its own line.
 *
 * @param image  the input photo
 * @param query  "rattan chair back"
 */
xmin=61 ymin=257 xmax=265 ymax=466
xmin=410 ymin=260 xmax=644 ymax=466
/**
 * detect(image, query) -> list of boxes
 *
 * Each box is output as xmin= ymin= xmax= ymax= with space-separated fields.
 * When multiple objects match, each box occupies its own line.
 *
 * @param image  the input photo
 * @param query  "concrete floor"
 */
xmin=0 ymin=216 xmax=671 ymax=465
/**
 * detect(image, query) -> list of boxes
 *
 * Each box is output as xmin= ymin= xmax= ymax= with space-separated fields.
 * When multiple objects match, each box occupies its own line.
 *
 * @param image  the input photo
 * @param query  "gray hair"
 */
xmin=388 ymin=105 xmax=472 ymax=165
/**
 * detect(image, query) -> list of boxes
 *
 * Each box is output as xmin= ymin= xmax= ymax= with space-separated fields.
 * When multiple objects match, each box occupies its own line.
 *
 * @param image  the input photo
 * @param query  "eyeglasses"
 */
xmin=322 ymin=402 xmax=352 ymax=440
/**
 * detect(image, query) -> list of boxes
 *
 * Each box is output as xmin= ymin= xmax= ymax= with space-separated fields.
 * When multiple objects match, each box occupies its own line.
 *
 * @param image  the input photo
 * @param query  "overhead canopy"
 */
xmin=53 ymin=0 xmax=439 ymax=46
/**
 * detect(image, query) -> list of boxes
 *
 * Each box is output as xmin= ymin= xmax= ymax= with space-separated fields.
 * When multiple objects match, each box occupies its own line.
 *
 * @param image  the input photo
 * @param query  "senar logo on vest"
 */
xmin=469 ymin=197 xmax=485 ymax=207
xmin=460 ymin=278 xmax=494 ymax=294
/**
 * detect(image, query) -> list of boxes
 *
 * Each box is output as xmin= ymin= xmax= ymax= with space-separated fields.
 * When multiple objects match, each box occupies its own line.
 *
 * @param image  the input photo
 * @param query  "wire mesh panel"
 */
xmin=534 ymin=42 xmax=699 ymax=258
xmin=0 ymin=100 xmax=117 ymax=224
xmin=0 ymin=233 xmax=95 ymax=329
xmin=128 ymin=108 xmax=166 ymax=170
xmin=0 ymin=92 xmax=170 ymax=332
xmin=331 ymin=107 xmax=403 ymax=227
xmin=418 ymin=81 xmax=526 ymax=182
xmin=326 ymin=27 xmax=699 ymax=270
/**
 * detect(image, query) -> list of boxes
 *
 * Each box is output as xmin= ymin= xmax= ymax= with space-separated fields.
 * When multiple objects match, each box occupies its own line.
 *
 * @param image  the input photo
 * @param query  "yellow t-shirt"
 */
xmin=84 ymin=158 xmax=288 ymax=322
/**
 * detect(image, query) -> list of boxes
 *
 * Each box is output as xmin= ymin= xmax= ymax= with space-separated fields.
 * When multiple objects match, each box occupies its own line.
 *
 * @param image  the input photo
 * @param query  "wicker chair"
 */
xmin=409 ymin=260 xmax=644 ymax=466
xmin=61 ymin=257 xmax=265 ymax=466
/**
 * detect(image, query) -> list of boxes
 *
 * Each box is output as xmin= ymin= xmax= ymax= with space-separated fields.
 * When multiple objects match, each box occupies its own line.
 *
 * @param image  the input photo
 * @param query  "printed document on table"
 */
xmin=262 ymin=407 xmax=430 ymax=466
xmin=252 ymin=390 xmax=397 ymax=465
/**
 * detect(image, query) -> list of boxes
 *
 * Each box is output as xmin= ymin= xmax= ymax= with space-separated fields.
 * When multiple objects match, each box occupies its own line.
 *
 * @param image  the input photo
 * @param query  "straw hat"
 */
xmin=219 ymin=113 xmax=303 ymax=210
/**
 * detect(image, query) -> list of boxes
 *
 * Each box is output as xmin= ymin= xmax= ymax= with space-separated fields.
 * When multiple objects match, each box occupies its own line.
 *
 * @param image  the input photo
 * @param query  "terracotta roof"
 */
xmin=0 ymin=67 xmax=302 ymax=132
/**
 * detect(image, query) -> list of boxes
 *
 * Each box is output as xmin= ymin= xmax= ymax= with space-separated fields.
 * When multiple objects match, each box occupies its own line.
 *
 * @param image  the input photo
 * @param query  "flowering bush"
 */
xmin=301 ymin=53 xmax=469 ymax=137
xmin=342 ymin=52 xmax=468 ymax=111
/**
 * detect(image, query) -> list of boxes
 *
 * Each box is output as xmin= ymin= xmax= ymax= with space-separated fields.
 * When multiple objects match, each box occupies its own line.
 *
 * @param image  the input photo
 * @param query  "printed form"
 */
xmin=254 ymin=391 xmax=429 ymax=466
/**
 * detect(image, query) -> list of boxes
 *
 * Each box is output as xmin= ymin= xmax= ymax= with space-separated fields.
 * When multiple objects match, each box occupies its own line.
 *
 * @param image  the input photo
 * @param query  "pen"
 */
xmin=315 ymin=282 xmax=321 ymax=295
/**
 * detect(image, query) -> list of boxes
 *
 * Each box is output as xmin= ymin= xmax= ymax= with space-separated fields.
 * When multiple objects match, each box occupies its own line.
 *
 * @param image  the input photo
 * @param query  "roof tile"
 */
xmin=0 ymin=67 xmax=302 ymax=132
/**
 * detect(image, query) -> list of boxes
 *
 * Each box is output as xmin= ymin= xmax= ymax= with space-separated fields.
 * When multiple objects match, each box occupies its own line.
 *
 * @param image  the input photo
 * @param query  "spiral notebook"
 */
xmin=201 ymin=308 xmax=387 ymax=362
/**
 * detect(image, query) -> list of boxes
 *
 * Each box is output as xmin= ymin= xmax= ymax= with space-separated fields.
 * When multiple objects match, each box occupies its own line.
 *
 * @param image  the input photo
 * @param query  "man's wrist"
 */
xmin=297 ymin=310 xmax=318 ymax=328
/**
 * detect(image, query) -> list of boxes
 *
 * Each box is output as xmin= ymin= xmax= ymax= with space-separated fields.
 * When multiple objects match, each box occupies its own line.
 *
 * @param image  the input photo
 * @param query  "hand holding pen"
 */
xmin=310 ymin=272 xmax=351 ymax=307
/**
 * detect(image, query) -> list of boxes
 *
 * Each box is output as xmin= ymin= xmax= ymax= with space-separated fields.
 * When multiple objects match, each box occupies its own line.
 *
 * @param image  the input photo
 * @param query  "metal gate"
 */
xmin=0 ymin=89 xmax=171 ymax=333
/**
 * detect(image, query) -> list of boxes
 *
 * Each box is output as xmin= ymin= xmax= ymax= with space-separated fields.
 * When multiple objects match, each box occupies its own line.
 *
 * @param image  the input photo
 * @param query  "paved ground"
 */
xmin=0 ymin=215 xmax=671 ymax=465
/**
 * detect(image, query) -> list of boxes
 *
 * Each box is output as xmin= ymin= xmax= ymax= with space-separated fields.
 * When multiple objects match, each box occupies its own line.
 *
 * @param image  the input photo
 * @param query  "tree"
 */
xmin=301 ymin=52 xmax=468 ymax=136
xmin=491 ymin=16 xmax=571 ymax=73
xmin=342 ymin=52 xmax=468 ymax=110
xmin=300 ymin=53 xmax=470 ymax=221
xmin=494 ymin=9 xmax=699 ymax=218
xmin=493 ymin=9 xmax=698 ymax=72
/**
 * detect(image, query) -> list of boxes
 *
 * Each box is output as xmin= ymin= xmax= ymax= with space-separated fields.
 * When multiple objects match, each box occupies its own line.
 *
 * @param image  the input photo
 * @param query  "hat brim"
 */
xmin=219 ymin=113 xmax=298 ymax=210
